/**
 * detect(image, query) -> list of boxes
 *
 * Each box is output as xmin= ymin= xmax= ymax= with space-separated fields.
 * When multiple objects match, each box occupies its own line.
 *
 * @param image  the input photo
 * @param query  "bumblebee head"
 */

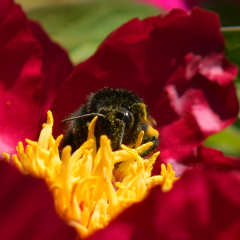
xmin=96 ymin=107 xmax=134 ymax=150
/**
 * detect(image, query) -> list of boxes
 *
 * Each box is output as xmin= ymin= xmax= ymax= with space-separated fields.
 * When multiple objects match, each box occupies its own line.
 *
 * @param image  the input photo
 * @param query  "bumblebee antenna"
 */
xmin=62 ymin=113 xmax=106 ymax=123
xmin=118 ymin=123 xmax=125 ymax=148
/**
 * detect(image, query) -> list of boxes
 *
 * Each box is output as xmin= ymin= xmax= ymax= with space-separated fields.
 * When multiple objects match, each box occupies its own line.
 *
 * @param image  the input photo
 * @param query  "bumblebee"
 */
xmin=62 ymin=88 xmax=159 ymax=157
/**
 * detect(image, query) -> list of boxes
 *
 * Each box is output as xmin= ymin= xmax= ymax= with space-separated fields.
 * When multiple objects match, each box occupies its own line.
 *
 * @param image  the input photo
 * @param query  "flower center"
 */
xmin=3 ymin=111 xmax=179 ymax=238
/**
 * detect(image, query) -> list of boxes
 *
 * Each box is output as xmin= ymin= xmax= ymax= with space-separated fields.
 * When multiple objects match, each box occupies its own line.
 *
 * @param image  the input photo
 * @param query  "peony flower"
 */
xmin=1 ymin=0 xmax=240 ymax=239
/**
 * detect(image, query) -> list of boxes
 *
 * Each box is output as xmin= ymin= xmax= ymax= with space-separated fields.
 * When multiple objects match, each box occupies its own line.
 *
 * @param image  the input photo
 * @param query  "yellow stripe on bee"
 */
xmin=146 ymin=125 xmax=159 ymax=137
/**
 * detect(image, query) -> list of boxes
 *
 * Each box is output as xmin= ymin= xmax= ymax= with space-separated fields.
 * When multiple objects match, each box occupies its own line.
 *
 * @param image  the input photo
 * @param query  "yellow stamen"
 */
xmin=3 ymin=110 xmax=179 ymax=238
xmin=135 ymin=130 xmax=144 ymax=148
xmin=160 ymin=163 xmax=180 ymax=192
xmin=2 ymin=152 xmax=10 ymax=162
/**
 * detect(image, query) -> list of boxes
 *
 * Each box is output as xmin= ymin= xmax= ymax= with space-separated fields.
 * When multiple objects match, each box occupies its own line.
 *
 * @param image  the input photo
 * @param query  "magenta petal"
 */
xmin=28 ymin=21 xmax=73 ymax=118
xmin=0 ymin=161 xmax=76 ymax=240
xmin=86 ymin=169 xmax=240 ymax=240
xmin=0 ymin=0 xmax=73 ymax=158
xmin=138 ymin=0 xmax=240 ymax=11
xmin=0 ymin=0 xmax=43 ymax=157
xmin=139 ymin=0 xmax=189 ymax=10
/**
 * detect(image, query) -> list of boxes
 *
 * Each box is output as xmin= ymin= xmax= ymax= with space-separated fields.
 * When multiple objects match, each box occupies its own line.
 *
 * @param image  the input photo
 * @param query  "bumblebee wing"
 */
xmin=148 ymin=116 xmax=157 ymax=126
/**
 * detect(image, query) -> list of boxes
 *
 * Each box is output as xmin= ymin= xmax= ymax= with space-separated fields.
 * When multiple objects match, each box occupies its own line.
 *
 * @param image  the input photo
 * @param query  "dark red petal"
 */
xmin=51 ymin=9 xmax=239 ymax=161
xmin=0 ymin=0 xmax=43 ymax=157
xmin=28 ymin=21 xmax=73 ymax=121
xmin=0 ymin=161 xmax=76 ymax=240
xmin=182 ymin=146 xmax=240 ymax=171
xmin=86 ymin=169 xmax=240 ymax=240
xmin=153 ymin=146 xmax=239 ymax=176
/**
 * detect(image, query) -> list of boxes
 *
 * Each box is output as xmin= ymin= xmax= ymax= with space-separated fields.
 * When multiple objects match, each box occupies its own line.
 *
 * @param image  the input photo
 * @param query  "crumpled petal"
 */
xmin=85 ymin=168 xmax=240 ymax=240
xmin=51 ymin=8 xmax=239 ymax=167
xmin=0 ymin=0 xmax=73 ymax=158
xmin=182 ymin=146 xmax=239 ymax=170
xmin=153 ymin=146 xmax=240 ymax=176
xmin=0 ymin=161 xmax=76 ymax=240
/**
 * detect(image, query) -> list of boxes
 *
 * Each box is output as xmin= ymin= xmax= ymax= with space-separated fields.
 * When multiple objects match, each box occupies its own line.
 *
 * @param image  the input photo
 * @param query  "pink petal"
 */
xmin=138 ymin=0 xmax=189 ymax=10
xmin=137 ymin=0 xmax=240 ymax=11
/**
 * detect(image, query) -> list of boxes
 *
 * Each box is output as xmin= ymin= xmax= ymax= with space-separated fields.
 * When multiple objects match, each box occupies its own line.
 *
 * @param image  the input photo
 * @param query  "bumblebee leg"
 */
xmin=139 ymin=135 xmax=159 ymax=157
xmin=62 ymin=124 xmax=87 ymax=153
xmin=61 ymin=129 xmax=78 ymax=152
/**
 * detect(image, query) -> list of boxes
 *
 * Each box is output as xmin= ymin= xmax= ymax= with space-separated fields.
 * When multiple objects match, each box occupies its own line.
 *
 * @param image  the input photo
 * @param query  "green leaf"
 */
xmin=236 ymin=81 xmax=240 ymax=103
xmin=201 ymin=1 xmax=240 ymax=81
xmin=205 ymin=28 xmax=240 ymax=157
xmin=204 ymin=123 xmax=240 ymax=157
xmin=16 ymin=0 xmax=86 ymax=11
xmin=221 ymin=27 xmax=240 ymax=81
xmin=204 ymin=81 xmax=240 ymax=157
xmin=200 ymin=1 xmax=240 ymax=26
xmin=26 ymin=0 xmax=161 ymax=64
